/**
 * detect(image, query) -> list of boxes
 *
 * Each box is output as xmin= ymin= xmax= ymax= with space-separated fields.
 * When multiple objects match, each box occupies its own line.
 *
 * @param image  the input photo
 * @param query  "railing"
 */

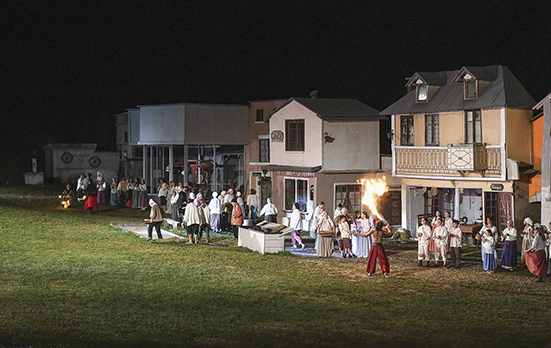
xmin=395 ymin=145 xmax=502 ymax=177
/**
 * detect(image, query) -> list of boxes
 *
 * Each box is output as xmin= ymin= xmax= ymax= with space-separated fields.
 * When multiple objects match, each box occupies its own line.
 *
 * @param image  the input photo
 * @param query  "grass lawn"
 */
xmin=0 ymin=185 xmax=550 ymax=347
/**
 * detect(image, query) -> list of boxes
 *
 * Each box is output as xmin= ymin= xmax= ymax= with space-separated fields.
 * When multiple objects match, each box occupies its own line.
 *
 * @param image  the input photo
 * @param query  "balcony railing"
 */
xmin=395 ymin=145 xmax=502 ymax=177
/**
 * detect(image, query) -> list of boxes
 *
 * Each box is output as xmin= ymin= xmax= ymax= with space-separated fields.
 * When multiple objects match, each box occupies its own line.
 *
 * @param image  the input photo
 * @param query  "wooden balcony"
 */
xmin=394 ymin=145 xmax=502 ymax=178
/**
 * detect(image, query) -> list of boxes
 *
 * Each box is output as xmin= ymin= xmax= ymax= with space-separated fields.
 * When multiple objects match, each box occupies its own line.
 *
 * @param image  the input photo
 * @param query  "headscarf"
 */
xmin=212 ymin=192 xmax=218 ymax=198
xmin=149 ymin=199 xmax=156 ymax=206
xmin=524 ymin=217 xmax=533 ymax=226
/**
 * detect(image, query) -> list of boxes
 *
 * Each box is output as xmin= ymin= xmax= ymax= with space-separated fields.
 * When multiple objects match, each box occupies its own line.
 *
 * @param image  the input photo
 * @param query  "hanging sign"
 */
xmin=490 ymin=183 xmax=504 ymax=191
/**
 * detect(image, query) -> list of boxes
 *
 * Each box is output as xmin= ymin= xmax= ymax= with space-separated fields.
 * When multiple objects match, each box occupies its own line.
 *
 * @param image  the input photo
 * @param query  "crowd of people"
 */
xmin=416 ymin=210 xmax=550 ymax=282
xmin=61 ymin=173 xmax=152 ymax=213
xmin=60 ymin=177 xmax=550 ymax=282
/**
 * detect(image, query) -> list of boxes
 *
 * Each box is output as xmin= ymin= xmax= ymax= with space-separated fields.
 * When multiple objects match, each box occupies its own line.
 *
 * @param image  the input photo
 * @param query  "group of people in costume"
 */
xmin=416 ymin=210 xmax=550 ymax=282
xmin=306 ymin=201 xmax=391 ymax=277
xmin=111 ymin=176 xmax=149 ymax=209
xmin=60 ymin=172 xmax=113 ymax=213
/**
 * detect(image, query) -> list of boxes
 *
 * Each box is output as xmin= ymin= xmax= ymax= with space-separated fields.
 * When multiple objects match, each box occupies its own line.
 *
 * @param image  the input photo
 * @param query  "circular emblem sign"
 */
xmin=61 ymin=152 xmax=73 ymax=164
xmin=89 ymin=156 xmax=101 ymax=168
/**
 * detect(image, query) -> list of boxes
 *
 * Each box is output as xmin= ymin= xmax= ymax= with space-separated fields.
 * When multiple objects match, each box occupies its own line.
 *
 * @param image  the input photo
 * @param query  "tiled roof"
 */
xmin=267 ymin=98 xmax=384 ymax=121
xmin=382 ymin=65 xmax=536 ymax=115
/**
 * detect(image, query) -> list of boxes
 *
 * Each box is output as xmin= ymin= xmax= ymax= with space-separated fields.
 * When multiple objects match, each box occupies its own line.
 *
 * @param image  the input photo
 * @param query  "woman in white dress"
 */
xmin=353 ymin=211 xmax=373 ymax=258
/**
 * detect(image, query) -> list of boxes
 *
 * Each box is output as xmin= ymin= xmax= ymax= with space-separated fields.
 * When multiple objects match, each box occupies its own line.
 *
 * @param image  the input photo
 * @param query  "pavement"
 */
xmin=110 ymin=222 xmax=349 ymax=257
xmin=110 ymin=222 xmax=187 ymax=242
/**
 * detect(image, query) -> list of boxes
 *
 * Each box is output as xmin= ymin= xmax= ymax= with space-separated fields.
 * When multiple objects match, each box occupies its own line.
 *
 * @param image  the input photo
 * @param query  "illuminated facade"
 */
xmin=382 ymin=66 xmax=537 ymax=232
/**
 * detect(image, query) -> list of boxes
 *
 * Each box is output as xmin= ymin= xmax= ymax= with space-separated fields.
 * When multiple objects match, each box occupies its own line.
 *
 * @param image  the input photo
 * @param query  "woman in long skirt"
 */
xmin=482 ymin=230 xmax=496 ymax=273
xmin=354 ymin=211 xmax=373 ymax=258
xmin=316 ymin=211 xmax=335 ymax=257
xmin=132 ymin=178 xmax=139 ymax=209
xmin=138 ymin=179 xmax=148 ymax=209
xmin=500 ymin=220 xmax=518 ymax=271
xmin=521 ymin=217 xmax=534 ymax=264
xmin=525 ymin=226 xmax=548 ymax=282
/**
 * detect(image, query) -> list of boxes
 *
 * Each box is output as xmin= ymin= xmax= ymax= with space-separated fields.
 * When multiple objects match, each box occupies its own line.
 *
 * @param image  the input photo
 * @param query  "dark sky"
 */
xmin=2 ymin=1 xmax=550 ymax=157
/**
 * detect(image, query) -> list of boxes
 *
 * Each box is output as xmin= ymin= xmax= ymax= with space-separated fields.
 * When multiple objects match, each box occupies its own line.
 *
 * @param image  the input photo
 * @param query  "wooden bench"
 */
xmin=163 ymin=218 xmax=180 ymax=233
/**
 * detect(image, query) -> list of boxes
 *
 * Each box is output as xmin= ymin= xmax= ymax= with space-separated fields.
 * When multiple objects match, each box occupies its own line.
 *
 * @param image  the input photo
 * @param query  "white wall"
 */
xmin=269 ymin=100 xmax=323 ymax=167
xmin=139 ymin=104 xmax=186 ymax=145
xmin=322 ymin=120 xmax=380 ymax=171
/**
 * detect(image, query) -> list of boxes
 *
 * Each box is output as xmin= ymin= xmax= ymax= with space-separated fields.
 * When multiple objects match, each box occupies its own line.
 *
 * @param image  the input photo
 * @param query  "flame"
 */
xmin=360 ymin=176 xmax=389 ymax=221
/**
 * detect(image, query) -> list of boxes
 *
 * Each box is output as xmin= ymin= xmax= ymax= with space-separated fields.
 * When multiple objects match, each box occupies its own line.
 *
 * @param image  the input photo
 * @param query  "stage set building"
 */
xmin=531 ymin=93 xmax=551 ymax=226
xmin=262 ymin=97 xmax=398 ymax=229
xmin=116 ymin=103 xmax=249 ymax=195
xmin=382 ymin=65 xmax=538 ymax=234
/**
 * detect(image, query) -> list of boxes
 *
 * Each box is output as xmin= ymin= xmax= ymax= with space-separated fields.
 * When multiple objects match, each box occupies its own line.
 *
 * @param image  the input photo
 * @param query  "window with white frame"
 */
xmin=335 ymin=184 xmax=362 ymax=213
xmin=465 ymin=110 xmax=482 ymax=144
xmin=416 ymin=84 xmax=428 ymax=103
xmin=284 ymin=178 xmax=308 ymax=211
xmin=464 ymin=79 xmax=478 ymax=100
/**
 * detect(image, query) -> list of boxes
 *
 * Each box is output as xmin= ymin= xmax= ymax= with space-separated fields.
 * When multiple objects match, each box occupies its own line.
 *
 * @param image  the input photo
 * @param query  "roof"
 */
xmin=382 ymin=65 xmax=536 ymax=115
xmin=406 ymin=71 xmax=447 ymax=87
xmin=266 ymin=98 xmax=384 ymax=122
xmin=533 ymin=90 xmax=551 ymax=110
xmin=261 ymin=165 xmax=322 ymax=173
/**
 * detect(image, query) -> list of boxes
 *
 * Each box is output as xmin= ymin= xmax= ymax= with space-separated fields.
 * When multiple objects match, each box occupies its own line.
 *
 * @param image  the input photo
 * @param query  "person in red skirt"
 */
xmin=525 ymin=226 xmax=548 ymax=282
xmin=354 ymin=220 xmax=392 ymax=277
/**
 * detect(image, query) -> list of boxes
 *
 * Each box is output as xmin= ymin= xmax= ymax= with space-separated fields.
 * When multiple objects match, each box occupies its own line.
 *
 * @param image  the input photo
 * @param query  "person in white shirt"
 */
xmin=482 ymin=230 xmax=496 ymax=273
xmin=183 ymin=193 xmax=201 ymax=244
xmin=259 ymin=198 xmax=278 ymax=223
xmin=525 ymin=226 xmax=548 ymax=282
xmin=157 ymin=179 xmax=169 ymax=212
xmin=236 ymin=192 xmax=245 ymax=219
xmin=310 ymin=201 xmax=325 ymax=239
xmin=289 ymin=203 xmax=305 ymax=250
xmin=500 ymin=220 xmax=518 ymax=271
xmin=224 ymin=188 xmax=234 ymax=204
xmin=208 ymin=192 xmax=221 ymax=232
xmin=521 ymin=217 xmax=534 ymax=264
xmin=334 ymin=203 xmax=343 ymax=221
xmin=354 ymin=211 xmax=372 ymax=258
xmin=447 ymin=219 xmax=462 ymax=268
xmin=417 ymin=217 xmax=432 ymax=267
xmin=432 ymin=218 xmax=448 ymax=267
xmin=444 ymin=211 xmax=453 ymax=254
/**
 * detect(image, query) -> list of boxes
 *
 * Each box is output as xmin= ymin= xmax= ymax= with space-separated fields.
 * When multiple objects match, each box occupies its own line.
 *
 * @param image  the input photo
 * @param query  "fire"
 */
xmin=360 ymin=177 xmax=389 ymax=221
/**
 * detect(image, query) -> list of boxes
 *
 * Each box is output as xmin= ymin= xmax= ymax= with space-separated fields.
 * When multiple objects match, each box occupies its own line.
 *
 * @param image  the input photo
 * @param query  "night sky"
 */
xmin=2 ymin=2 xmax=550 ymax=180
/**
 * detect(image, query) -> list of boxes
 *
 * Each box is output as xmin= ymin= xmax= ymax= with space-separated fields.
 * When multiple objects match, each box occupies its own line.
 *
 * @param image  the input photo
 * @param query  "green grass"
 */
xmin=0 ymin=185 xmax=550 ymax=347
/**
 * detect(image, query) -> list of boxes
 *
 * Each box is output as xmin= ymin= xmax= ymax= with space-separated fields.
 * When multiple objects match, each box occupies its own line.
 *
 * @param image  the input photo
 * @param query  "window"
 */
xmin=416 ymin=85 xmax=428 ymax=102
xmin=464 ymin=79 xmax=478 ymax=99
xmin=465 ymin=110 xmax=482 ymax=144
xmin=124 ymin=131 xmax=128 ymax=143
xmin=379 ymin=190 xmax=402 ymax=226
xmin=400 ymin=116 xmax=414 ymax=146
xmin=284 ymin=178 xmax=308 ymax=211
xmin=259 ymin=138 xmax=270 ymax=163
xmin=335 ymin=184 xmax=362 ymax=213
xmin=424 ymin=190 xmax=441 ymax=216
xmin=425 ymin=114 xmax=439 ymax=146
xmin=285 ymin=119 xmax=305 ymax=151
xmin=485 ymin=192 xmax=511 ymax=233
xmin=256 ymin=109 xmax=264 ymax=122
